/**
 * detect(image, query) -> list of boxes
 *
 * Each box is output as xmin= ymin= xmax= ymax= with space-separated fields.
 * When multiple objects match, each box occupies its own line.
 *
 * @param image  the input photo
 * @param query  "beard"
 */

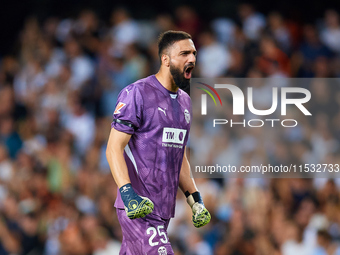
xmin=170 ymin=63 xmax=191 ymax=90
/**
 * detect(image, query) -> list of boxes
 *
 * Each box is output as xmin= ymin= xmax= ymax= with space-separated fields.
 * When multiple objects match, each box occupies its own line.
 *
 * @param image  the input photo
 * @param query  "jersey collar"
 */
xmin=151 ymin=75 xmax=179 ymax=99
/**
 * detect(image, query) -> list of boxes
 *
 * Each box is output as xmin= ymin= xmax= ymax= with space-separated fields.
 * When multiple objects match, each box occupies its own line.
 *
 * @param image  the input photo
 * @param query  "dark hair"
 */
xmin=158 ymin=30 xmax=192 ymax=61
xmin=317 ymin=230 xmax=331 ymax=241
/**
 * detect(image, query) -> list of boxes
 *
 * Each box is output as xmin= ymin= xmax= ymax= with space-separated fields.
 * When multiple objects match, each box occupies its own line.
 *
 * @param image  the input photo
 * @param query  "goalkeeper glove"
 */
xmin=120 ymin=183 xmax=154 ymax=219
xmin=186 ymin=191 xmax=211 ymax=228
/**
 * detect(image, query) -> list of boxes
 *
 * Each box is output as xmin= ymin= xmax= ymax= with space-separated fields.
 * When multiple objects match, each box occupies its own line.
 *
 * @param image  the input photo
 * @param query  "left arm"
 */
xmin=179 ymin=147 xmax=211 ymax=228
xmin=179 ymin=146 xmax=197 ymax=195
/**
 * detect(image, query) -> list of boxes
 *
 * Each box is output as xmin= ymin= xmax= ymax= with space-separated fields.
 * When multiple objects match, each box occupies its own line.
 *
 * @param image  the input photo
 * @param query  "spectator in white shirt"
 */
xmin=320 ymin=10 xmax=340 ymax=54
xmin=198 ymin=30 xmax=232 ymax=78
xmin=63 ymin=96 xmax=95 ymax=156
xmin=238 ymin=3 xmax=266 ymax=41
xmin=64 ymin=38 xmax=94 ymax=91
xmin=110 ymin=7 xmax=140 ymax=56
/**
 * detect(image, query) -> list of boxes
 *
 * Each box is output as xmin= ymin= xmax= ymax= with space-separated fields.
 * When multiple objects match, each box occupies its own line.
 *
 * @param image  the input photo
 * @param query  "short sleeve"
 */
xmin=111 ymin=85 xmax=143 ymax=134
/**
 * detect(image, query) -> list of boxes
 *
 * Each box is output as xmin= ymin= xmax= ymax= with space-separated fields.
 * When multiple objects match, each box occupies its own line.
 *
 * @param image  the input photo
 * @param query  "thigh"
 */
xmin=116 ymin=208 xmax=174 ymax=255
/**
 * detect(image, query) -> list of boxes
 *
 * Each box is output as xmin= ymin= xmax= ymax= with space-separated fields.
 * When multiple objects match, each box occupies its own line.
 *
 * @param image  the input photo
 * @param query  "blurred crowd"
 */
xmin=0 ymin=3 xmax=340 ymax=255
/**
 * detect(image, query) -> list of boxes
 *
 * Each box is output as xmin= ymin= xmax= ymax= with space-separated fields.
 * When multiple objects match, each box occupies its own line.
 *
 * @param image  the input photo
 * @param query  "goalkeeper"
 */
xmin=106 ymin=30 xmax=210 ymax=255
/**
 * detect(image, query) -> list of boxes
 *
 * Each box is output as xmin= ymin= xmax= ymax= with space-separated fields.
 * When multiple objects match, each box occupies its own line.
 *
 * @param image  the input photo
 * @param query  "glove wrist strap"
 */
xmin=119 ymin=183 xmax=133 ymax=193
xmin=186 ymin=191 xmax=203 ymax=208
xmin=119 ymin=183 xmax=136 ymax=207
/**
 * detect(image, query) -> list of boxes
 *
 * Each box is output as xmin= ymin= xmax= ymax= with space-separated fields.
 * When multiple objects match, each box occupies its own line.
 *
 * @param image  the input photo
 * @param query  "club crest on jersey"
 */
xmin=114 ymin=102 xmax=126 ymax=114
xmin=184 ymin=109 xmax=190 ymax=124
xmin=158 ymin=246 xmax=167 ymax=255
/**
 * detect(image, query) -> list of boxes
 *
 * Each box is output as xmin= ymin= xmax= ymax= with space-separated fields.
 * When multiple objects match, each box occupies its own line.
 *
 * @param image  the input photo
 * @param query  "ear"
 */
xmin=162 ymin=54 xmax=170 ymax=67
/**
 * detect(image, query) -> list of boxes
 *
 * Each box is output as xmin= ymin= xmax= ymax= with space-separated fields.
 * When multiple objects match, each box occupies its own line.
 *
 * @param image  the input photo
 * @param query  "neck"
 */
xmin=155 ymin=68 xmax=178 ymax=92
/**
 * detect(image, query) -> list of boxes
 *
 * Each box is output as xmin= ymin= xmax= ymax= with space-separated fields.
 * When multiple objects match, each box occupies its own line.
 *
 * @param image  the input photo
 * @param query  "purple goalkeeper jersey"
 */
xmin=111 ymin=75 xmax=191 ymax=219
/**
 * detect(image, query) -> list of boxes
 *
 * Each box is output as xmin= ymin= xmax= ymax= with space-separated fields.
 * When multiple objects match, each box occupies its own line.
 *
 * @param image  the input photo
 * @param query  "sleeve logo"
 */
xmin=114 ymin=102 xmax=126 ymax=114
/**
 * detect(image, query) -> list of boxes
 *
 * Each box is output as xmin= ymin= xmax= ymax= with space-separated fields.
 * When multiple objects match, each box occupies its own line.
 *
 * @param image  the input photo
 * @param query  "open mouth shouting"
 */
xmin=184 ymin=64 xmax=194 ymax=79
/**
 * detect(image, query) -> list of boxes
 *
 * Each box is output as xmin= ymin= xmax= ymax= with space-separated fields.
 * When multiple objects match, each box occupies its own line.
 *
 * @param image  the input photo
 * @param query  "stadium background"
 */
xmin=1 ymin=0 xmax=340 ymax=254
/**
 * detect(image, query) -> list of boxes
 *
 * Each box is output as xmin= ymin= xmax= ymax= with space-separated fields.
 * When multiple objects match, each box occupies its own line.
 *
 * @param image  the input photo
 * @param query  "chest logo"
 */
xmin=162 ymin=128 xmax=187 ymax=144
xmin=158 ymin=107 xmax=166 ymax=116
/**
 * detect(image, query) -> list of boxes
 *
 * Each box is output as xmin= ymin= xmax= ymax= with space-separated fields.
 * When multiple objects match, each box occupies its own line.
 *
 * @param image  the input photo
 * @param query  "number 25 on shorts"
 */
xmin=146 ymin=225 xmax=168 ymax=246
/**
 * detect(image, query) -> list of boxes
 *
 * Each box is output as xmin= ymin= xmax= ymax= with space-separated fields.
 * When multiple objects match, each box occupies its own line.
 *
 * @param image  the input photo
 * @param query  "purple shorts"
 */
xmin=117 ymin=208 xmax=174 ymax=255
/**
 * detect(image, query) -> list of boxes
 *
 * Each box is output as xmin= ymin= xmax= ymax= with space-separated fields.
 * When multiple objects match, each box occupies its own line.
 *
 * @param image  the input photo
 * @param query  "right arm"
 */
xmin=107 ymin=85 xmax=153 ymax=219
xmin=106 ymin=128 xmax=132 ymax=188
xmin=106 ymin=127 xmax=154 ymax=219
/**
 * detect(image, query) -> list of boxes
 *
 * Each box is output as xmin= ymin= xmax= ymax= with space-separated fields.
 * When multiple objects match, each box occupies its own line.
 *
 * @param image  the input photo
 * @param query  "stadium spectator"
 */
xmin=197 ymin=30 xmax=232 ymax=77
xmin=238 ymin=3 xmax=266 ymax=41
xmin=320 ymin=10 xmax=340 ymax=54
